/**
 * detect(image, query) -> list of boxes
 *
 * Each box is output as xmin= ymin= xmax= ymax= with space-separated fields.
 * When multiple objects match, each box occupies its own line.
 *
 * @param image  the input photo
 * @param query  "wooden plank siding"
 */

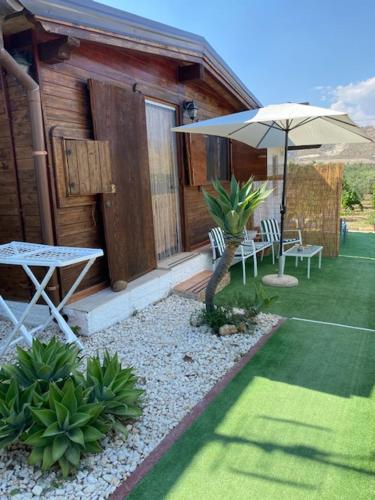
xmin=232 ymin=142 xmax=267 ymax=182
xmin=0 ymin=23 xmax=264 ymax=302
xmin=1 ymin=32 xmax=263 ymax=299
xmin=0 ymin=68 xmax=39 ymax=300
xmin=37 ymin=37 xmax=243 ymax=262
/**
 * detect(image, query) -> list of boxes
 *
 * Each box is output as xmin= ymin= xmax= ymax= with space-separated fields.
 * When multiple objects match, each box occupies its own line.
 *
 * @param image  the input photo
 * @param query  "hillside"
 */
xmin=290 ymin=126 xmax=375 ymax=164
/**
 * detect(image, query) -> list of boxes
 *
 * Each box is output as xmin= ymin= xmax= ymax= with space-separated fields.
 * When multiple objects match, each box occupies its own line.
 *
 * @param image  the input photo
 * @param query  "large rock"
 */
xmin=112 ymin=280 xmax=128 ymax=292
xmin=219 ymin=324 xmax=238 ymax=336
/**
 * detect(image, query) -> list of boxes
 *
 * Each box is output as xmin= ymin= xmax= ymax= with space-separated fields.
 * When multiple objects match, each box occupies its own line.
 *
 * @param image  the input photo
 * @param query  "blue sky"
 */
xmin=100 ymin=0 xmax=375 ymax=125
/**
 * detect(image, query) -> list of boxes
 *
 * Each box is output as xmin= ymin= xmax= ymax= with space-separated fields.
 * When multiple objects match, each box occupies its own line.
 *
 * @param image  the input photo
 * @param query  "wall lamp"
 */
xmin=183 ymin=100 xmax=198 ymax=121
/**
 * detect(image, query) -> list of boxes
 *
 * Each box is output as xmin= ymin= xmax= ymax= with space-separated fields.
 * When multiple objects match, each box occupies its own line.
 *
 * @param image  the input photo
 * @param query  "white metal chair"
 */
xmin=208 ymin=227 xmax=271 ymax=285
xmin=260 ymin=218 xmax=302 ymax=263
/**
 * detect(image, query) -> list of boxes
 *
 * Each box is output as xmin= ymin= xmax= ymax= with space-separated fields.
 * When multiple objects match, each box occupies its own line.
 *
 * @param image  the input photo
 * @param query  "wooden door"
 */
xmin=145 ymin=100 xmax=181 ymax=261
xmin=89 ymin=80 xmax=156 ymax=287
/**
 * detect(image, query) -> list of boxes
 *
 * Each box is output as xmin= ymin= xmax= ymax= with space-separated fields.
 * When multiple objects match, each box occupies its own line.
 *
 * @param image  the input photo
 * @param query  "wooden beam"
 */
xmin=178 ymin=63 xmax=205 ymax=82
xmin=38 ymin=36 xmax=80 ymax=65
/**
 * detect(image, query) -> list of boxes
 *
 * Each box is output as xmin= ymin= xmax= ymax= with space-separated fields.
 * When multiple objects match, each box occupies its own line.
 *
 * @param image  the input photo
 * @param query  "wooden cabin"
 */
xmin=0 ymin=0 xmax=267 ymax=312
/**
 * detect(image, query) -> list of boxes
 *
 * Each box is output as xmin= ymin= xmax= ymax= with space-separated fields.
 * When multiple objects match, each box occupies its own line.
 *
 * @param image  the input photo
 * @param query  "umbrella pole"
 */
xmin=278 ymin=127 xmax=289 ymax=277
xmin=262 ymin=124 xmax=297 ymax=287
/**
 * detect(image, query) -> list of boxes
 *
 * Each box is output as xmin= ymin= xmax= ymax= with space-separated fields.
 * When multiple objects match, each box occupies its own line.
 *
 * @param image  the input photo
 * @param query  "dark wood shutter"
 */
xmin=63 ymin=139 xmax=113 ymax=196
xmin=186 ymin=134 xmax=207 ymax=186
xmin=89 ymin=80 xmax=156 ymax=286
xmin=231 ymin=142 xmax=267 ymax=182
xmin=207 ymin=136 xmax=230 ymax=181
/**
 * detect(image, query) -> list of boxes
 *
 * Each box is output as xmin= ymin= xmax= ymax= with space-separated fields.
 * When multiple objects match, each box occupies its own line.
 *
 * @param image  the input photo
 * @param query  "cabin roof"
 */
xmin=16 ymin=0 xmax=261 ymax=108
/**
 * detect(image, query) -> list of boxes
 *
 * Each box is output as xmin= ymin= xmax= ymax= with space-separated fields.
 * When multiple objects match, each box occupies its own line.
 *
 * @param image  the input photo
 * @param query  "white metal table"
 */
xmin=284 ymin=244 xmax=323 ymax=279
xmin=0 ymin=241 xmax=103 ymax=356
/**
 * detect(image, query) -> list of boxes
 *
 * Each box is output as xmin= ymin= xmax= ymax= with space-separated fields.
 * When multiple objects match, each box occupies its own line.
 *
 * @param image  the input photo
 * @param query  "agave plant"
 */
xmin=84 ymin=352 xmax=143 ymax=436
xmin=2 ymin=338 xmax=80 ymax=393
xmin=0 ymin=379 xmax=36 ymax=448
xmin=203 ymin=176 xmax=271 ymax=312
xmin=24 ymin=379 xmax=106 ymax=477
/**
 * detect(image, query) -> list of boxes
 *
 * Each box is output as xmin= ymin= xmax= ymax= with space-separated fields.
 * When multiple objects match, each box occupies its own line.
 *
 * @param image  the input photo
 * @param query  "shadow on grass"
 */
xmin=214 ymin=432 xmax=375 ymax=477
xmin=128 ymin=321 xmax=375 ymax=499
xmin=256 ymin=415 xmax=332 ymax=432
xmin=216 ymin=233 xmax=375 ymax=330
xmin=228 ymin=468 xmax=316 ymax=490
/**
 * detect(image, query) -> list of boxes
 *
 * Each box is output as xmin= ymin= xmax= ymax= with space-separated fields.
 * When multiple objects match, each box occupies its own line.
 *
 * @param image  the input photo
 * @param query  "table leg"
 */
xmin=0 ymin=266 xmax=55 ymax=356
xmin=0 ymin=296 xmax=33 ymax=345
xmin=40 ymin=258 xmax=96 ymax=331
xmin=307 ymin=257 xmax=311 ymax=279
xmin=295 ymin=256 xmax=298 ymax=267
xmin=23 ymin=265 xmax=84 ymax=349
xmin=319 ymin=249 xmax=322 ymax=269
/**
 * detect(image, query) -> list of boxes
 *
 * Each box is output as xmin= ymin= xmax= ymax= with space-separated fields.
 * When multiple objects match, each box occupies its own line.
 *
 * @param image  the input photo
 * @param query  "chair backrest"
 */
xmin=261 ymin=218 xmax=280 ymax=243
xmin=208 ymin=227 xmax=226 ymax=260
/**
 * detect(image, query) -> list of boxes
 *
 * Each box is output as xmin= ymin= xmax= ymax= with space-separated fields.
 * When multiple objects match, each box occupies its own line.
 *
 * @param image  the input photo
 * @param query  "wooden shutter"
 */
xmin=231 ymin=141 xmax=267 ymax=182
xmin=207 ymin=136 xmax=230 ymax=181
xmin=186 ymin=134 xmax=207 ymax=186
xmin=89 ymin=80 xmax=156 ymax=286
xmin=63 ymin=139 xmax=113 ymax=196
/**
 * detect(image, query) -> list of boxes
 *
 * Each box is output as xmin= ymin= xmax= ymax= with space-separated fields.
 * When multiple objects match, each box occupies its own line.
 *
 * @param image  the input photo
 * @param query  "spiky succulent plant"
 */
xmin=24 ymin=379 xmax=106 ymax=477
xmin=203 ymin=176 xmax=272 ymax=312
xmin=2 ymin=338 xmax=80 ymax=393
xmin=0 ymin=379 xmax=36 ymax=448
xmin=203 ymin=176 xmax=272 ymax=241
xmin=84 ymin=352 xmax=143 ymax=435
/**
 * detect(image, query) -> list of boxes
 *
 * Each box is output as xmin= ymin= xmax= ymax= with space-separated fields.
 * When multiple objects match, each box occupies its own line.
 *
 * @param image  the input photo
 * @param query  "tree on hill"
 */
xmin=342 ymin=177 xmax=363 ymax=211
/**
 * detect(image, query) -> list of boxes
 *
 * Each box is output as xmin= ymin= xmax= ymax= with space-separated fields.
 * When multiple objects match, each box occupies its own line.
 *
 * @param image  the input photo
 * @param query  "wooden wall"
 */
xmin=0 ymin=63 xmax=41 ymax=300
xmin=36 ymin=36 xmax=249 ymax=259
xmin=0 ymin=30 xmax=266 ymax=301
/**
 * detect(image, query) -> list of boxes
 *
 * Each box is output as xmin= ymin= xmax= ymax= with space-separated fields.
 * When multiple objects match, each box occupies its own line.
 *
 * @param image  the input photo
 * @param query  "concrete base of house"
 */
xmin=1 ymin=248 xmax=212 ymax=337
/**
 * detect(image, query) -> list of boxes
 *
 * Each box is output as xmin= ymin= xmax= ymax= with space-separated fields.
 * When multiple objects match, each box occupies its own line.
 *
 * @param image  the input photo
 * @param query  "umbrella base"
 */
xmin=262 ymin=274 xmax=299 ymax=288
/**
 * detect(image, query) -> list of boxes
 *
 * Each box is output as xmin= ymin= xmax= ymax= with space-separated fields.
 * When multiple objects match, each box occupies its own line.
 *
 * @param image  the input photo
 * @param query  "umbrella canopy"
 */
xmin=172 ymin=102 xmax=372 ymax=283
xmin=171 ymin=102 xmax=370 ymax=148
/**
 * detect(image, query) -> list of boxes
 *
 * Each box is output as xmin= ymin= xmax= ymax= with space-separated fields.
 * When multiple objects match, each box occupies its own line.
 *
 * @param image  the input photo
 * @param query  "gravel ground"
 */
xmin=0 ymin=295 xmax=281 ymax=499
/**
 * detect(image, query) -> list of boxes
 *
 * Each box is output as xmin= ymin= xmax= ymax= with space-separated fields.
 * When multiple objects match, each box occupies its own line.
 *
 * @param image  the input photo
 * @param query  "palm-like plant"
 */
xmin=203 ymin=176 xmax=272 ymax=312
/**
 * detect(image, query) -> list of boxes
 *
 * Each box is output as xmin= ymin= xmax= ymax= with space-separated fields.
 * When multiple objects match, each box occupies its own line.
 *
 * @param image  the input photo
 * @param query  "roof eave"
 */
xmin=33 ymin=15 xmax=261 ymax=109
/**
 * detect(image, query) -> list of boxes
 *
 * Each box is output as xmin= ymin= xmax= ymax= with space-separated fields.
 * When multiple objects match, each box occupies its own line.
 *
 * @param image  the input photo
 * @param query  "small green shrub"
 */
xmin=0 ymin=338 xmax=143 ymax=478
xmin=195 ymin=305 xmax=235 ymax=333
xmin=25 ymin=379 xmax=106 ymax=477
xmin=2 ymin=338 xmax=80 ymax=393
xmin=0 ymin=380 xmax=36 ymax=448
xmin=83 ymin=352 xmax=143 ymax=436
xmin=342 ymin=178 xmax=363 ymax=211
xmin=193 ymin=282 xmax=277 ymax=334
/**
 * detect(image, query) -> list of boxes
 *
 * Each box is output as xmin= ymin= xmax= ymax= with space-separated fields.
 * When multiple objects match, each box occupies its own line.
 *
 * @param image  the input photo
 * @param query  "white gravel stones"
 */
xmin=0 ymin=295 xmax=281 ymax=499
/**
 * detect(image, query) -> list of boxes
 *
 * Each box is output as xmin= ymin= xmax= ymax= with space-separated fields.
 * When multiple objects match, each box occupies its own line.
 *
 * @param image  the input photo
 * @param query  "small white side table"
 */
xmin=0 ymin=241 xmax=103 ymax=356
xmin=284 ymin=244 xmax=323 ymax=279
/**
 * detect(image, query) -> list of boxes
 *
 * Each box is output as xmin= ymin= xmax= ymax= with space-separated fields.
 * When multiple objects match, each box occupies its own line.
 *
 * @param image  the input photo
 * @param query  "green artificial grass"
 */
xmin=339 ymin=231 xmax=375 ymax=258
xmin=127 ymin=234 xmax=375 ymax=500
xmin=217 ymin=232 xmax=375 ymax=329
xmin=128 ymin=321 xmax=375 ymax=500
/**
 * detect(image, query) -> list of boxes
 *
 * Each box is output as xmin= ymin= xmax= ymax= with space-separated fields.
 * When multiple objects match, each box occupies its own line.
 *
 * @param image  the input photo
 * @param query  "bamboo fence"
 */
xmin=285 ymin=163 xmax=343 ymax=256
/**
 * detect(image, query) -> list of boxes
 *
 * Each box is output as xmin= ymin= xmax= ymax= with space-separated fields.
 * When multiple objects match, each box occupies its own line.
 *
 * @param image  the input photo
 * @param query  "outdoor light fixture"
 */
xmin=183 ymin=100 xmax=198 ymax=121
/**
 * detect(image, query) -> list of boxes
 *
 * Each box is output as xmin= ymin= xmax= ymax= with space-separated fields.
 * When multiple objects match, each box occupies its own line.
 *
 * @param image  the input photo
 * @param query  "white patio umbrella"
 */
xmin=172 ymin=103 xmax=372 ymax=286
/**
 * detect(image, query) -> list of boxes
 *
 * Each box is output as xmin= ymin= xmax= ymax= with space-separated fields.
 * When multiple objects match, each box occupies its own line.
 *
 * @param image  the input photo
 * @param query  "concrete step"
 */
xmin=157 ymin=252 xmax=199 ymax=270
